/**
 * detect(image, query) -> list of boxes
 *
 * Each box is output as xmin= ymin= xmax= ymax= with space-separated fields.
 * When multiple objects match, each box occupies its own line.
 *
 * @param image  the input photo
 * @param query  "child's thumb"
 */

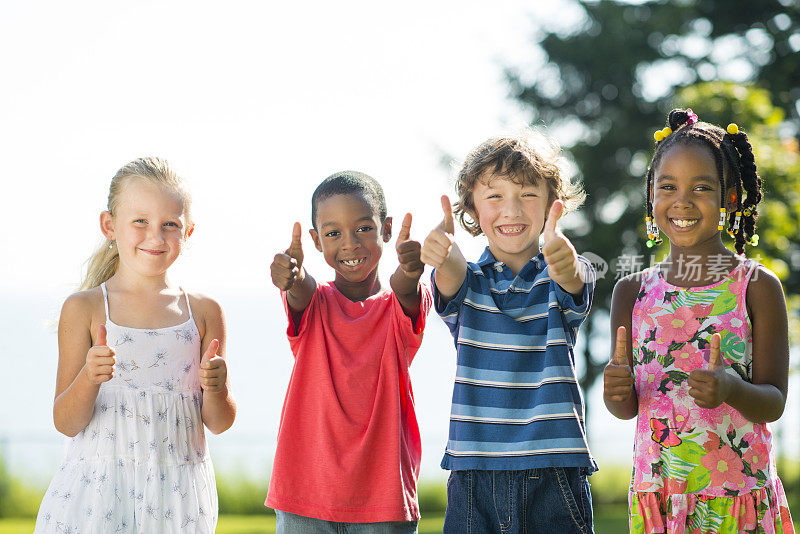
xmin=542 ymin=200 xmax=564 ymax=242
xmin=202 ymin=339 xmax=219 ymax=364
xmin=96 ymin=324 xmax=108 ymax=347
xmin=612 ymin=325 xmax=628 ymax=365
xmin=708 ymin=333 xmax=722 ymax=370
xmin=397 ymin=213 xmax=412 ymax=243
xmin=286 ymin=222 xmax=303 ymax=259
xmin=441 ymin=195 xmax=455 ymax=235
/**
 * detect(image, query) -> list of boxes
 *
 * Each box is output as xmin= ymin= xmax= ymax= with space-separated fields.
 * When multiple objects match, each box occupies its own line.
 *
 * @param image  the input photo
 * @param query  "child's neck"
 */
xmin=662 ymin=237 xmax=738 ymax=286
xmin=109 ymin=267 xmax=174 ymax=294
xmin=333 ymin=269 xmax=382 ymax=302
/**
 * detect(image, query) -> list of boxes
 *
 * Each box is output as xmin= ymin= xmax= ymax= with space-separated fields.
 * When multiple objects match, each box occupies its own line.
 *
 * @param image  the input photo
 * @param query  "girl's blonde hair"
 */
xmin=79 ymin=157 xmax=192 ymax=291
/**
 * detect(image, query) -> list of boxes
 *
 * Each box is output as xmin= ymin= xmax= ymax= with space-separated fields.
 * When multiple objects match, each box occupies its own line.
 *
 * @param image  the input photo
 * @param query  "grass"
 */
xmin=0 ymin=513 xmax=621 ymax=533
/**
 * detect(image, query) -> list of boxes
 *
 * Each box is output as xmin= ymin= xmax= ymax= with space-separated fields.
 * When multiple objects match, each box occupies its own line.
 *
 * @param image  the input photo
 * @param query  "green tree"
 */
xmin=507 ymin=0 xmax=800 ymax=396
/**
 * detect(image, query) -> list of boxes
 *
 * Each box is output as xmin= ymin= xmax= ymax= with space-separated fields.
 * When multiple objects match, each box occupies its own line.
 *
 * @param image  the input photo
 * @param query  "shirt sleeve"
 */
xmin=280 ymin=285 xmax=319 ymax=353
xmin=391 ymin=283 xmax=433 ymax=365
xmin=551 ymin=255 xmax=595 ymax=333
xmin=431 ymin=267 xmax=471 ymax=342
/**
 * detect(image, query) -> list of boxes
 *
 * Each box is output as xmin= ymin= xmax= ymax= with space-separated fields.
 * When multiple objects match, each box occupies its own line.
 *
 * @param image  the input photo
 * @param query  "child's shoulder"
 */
xmin=611 ymin=271 xmax=648 ymax=307
xmin=745 ymin=262 xmax=784 ymax=303
xmin=186 ymin=291 xmax=224 ymax=318
xmin=62 ymin=286 xmax=104 ymax=315
xmin=60 ymin=287 xmax=105 ymax=330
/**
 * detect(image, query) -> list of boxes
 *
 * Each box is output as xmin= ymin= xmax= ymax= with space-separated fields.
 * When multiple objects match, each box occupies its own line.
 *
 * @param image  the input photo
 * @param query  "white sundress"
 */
xmin=34 ymin=283 xmax=218 ymax=533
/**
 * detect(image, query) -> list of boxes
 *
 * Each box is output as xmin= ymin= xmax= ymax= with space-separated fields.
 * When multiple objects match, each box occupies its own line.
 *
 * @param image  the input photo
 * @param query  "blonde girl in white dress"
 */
xmin=34 ymin=157 xmax=236 ymax=533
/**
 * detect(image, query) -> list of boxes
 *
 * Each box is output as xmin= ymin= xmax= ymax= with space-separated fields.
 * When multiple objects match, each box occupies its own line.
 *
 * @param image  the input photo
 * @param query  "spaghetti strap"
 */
xmin=100 ymin=282 xmax=111 ymax=322
xmin=742 ymin=257 xmax=759 ymax=283
xmin=182 ymin=288 xmax=194 ymax=320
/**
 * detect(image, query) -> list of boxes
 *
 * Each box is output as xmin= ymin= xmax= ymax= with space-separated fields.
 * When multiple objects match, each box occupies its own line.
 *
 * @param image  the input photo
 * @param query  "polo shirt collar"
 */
xmin=476 ymin=246 xmax=545 ymax=272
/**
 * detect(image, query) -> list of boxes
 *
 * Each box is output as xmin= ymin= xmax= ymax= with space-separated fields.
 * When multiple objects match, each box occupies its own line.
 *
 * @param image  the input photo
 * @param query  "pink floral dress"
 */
xmin=629 ymin=258 xmax=794 ymax=534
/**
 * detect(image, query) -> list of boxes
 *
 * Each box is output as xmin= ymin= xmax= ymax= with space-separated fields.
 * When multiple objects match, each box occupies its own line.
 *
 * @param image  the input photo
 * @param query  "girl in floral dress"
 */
xmin=603 ymin=109 xmax=794 ymax=534
xmin=34 ymin=158 xmax=236 ymax=533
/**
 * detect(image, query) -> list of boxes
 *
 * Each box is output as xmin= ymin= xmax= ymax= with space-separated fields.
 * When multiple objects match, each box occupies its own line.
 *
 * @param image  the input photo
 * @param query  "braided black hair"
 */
xmin=645 ymin=109 xmax=762 ymax=254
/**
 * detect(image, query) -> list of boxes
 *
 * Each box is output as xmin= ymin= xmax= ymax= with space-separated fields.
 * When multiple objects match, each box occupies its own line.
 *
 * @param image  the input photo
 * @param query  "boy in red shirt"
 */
xmin=266 ymin=171 xmax=432 ymax=533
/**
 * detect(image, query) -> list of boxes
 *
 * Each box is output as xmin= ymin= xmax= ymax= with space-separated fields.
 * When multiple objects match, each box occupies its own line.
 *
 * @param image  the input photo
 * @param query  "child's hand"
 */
xmin=603 ymin=326 xmax=634 ymax=403
xmin=85 ymin=324 xmax=115 ymax=385
xmin=688 ymin=333 xmax=732 ymax=409
xmin=421 ymin=195 xmax=456 ymax=268
xmin=199 ymin=339 xmax=227 ymax=394
xmin=542 ymin=200 xmax=584 ymax=287
xmin=396 ymin=213 xmax=423 ymax=278
xmin=271 ymin=222 xmax=304 ymax=291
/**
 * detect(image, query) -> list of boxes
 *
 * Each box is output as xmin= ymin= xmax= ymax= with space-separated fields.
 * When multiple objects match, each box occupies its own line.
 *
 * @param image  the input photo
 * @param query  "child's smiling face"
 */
xmin=101 ymin=178 xmax=190 ymax=279
xmin=310 ymin=192 xmax=391 ymax=287
xmin=471 ymin=173 xmax=550 ymax=270
xmin=652 ymin=143 xmax=729 ymax=253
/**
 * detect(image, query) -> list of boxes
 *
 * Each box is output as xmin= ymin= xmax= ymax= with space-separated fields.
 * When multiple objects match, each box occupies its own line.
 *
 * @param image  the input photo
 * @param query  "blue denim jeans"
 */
xmin=275 ymin=510 xmax=418 ymax=534
xmin=443 ymin=467 xmax=594 ymax=534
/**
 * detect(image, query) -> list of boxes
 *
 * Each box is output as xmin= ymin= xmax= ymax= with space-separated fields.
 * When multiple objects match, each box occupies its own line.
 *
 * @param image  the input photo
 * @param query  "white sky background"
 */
xmin=0 ymin=0 xmax=586 ymax=294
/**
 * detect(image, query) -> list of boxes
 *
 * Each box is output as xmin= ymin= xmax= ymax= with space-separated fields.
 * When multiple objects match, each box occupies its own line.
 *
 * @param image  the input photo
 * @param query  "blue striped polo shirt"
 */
xmin=433 ymin=247 xmax=597 ymax=472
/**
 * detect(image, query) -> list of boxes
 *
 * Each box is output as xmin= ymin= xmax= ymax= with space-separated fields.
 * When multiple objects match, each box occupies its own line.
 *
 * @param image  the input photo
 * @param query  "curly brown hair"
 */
xmin=453 ymin=134 xmax=585 ymax=236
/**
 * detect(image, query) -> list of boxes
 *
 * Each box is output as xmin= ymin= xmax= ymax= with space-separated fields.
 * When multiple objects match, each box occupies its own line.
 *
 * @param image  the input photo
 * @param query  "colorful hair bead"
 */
xmin=727 ymin=123 xmax=739 ymax=135
xmin=685 ymin=108 xmax=698 ymax=124
xmin=717 ymin=208 xmax=727 ymax=231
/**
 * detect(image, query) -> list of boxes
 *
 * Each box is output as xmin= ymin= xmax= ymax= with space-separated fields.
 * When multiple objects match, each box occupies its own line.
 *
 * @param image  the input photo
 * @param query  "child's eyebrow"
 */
xmin=656 ymin=174 xmax=718 ymax=185
xmin=319 ymin=216 xmax=374 ymax=228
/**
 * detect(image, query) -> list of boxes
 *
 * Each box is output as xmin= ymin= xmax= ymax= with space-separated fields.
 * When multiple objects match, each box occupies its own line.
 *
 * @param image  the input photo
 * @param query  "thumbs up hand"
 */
xmin=85 ymin=324 xmax=116 ymax=385
xmin=603 ymin=326 xmax=635 ymax=403
xmin=421 ymin=196 xmax=457 ymax=269
xmin=541 ymin=200 xmax=584 ymax=290
xmin=271 ymin=222 xmax=305 ymax=291
xmin=688 ymin=333 xmax=732 ymax=409
xmin=396 ymin=213 xmax=424 ymax=278
xmin=199 ymin=339 xmax=227 ymax=393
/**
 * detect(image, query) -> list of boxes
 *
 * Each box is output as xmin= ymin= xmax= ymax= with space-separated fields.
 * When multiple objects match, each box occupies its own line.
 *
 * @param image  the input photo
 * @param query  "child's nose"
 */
xmin=341 ymin=231 xmax=360 ymax=250
xmin=147 ymin=227 xmax=166 ymax=243
xmin=503 ymin=198 xmax=523 ymax=217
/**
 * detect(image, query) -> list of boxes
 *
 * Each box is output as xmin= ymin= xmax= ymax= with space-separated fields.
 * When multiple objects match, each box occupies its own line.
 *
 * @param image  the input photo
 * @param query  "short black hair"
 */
xmin=311 ymin=170 xmax=388 ymax=229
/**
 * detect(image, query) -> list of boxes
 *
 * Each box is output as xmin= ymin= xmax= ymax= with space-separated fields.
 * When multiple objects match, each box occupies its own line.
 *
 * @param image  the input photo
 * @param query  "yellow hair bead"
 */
xmin=654 ymin=130 xmax=663 ymax=142
xmin=727 ymin=123 xmax=739 ymax=135
xmin=662 ymin=127 xmax=672 ymax=137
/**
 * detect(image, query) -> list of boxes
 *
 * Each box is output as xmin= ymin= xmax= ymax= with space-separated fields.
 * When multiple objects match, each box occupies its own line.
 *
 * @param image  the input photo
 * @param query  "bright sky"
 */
xmin=0 ymin=0 xmax=587 ymax=295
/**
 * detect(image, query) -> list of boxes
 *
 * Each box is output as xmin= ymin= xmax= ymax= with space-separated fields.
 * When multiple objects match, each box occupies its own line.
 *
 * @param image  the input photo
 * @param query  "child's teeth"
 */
xmin=673 ymin=219 xmax=697 ymax=228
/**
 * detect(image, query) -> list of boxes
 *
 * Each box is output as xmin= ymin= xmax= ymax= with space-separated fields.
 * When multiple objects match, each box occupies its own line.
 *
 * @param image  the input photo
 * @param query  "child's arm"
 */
xmin=270 ymin=222 xmax=316 ymax=321
xmin=688 ymin=266 xmax=788 ymax=423
xmin=541 ymin=200 xmax=587 ymax=297
xmin=389 ymin=213 xmax=424 ymax=320
xmin=603 ymin=276 xmax=639 ymax=420
xmin=196 ymin=295 xmax=236 ymax=435
xmin=53 ymin=291 xmax=115 ymax=437
xmin=421 ymin=195 xmax=467 ymax=301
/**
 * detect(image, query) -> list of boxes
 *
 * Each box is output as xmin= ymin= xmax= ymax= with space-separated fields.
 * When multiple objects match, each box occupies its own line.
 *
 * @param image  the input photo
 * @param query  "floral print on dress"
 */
xmin=34 ymin=284 xmax=218 ymax=533
xmin=629 ymin=260 xmax=794 ymax=534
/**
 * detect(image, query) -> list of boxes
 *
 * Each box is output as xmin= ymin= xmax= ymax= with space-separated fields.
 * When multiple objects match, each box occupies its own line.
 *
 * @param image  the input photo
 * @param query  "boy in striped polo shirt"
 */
xmin=421 ymin=134 xmax=597 ymax=533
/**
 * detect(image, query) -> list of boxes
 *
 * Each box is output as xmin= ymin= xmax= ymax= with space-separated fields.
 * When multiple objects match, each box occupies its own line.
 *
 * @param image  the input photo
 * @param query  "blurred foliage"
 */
xmin=507 ymin=0 xmax=800 ymax=396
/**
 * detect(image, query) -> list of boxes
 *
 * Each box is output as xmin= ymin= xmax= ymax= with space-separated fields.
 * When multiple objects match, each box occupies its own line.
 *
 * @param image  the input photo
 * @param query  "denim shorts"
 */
xmin=275 ymin=510 xmax=418 ymax=534
xmin=443 ymin=467 xmax=594 ymax=534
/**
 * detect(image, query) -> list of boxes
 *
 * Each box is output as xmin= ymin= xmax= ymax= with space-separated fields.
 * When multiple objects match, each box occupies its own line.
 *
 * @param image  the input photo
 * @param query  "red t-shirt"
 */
xmin=265 ymin=282 xmax=432 ymax=522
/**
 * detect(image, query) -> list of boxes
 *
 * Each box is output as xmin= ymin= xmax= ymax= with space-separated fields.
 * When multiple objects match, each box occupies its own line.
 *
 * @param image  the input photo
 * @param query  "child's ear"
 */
xmin=381 ymin=217 xmax=392 ymax=242
xmin=99 ymin=211 xmax=115 ymax=240
xmin=309 ymin=228 xmax=323 ymax=252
